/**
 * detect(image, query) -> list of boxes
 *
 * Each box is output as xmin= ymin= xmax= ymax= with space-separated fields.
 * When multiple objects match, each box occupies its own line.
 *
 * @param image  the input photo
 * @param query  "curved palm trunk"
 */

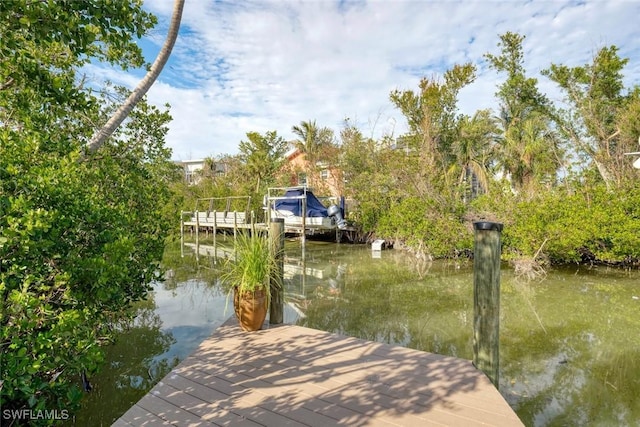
xmin=86 ymin=0 xmax=185 ymax=155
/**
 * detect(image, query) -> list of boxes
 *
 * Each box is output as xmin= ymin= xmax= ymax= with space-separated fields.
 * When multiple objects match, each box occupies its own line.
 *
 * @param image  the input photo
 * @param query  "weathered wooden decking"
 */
xmin=113 ymin=320 xmax=523 ymax=426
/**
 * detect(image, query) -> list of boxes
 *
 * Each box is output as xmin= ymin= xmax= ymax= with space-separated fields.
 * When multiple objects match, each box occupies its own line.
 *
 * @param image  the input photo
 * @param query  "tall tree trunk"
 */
xmin=85 ymin=0 xmax=185 ymax=155
xmin=593 ymin=158 xmax=615 ymax=190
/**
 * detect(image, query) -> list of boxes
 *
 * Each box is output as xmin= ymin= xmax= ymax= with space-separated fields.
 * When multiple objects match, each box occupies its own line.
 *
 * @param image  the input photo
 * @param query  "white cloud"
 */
xmin=97 ymin=0 xmax=640 ymax=159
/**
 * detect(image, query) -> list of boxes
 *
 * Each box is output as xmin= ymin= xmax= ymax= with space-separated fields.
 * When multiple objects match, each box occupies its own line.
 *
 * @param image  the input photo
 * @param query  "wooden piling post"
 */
xmin=301 ymin=195 xmax=307 ymax=248
xmin=211 ymin=210 xmax=217 ymax=260
xmin=269 ymin=218 xmax=285 ymax=325
xmin=233 ymin=211 xmax=238 ymax=241
xmin=473 ymin=221 xmax=503 ymax=389
xmin=205 ymin=210 xmax=209 ymax=239
xmin=180 ymin=212 xmax=185 ymax=258
xmin=195 ymin=211 xmax=200 ymax=261
xmin=251 ymin=210 xmax=256 ymax=235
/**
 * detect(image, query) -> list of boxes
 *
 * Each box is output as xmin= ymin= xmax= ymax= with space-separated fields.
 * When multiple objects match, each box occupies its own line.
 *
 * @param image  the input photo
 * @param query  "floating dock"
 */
xmin=113 ymin=319 xmax=523 ymax=426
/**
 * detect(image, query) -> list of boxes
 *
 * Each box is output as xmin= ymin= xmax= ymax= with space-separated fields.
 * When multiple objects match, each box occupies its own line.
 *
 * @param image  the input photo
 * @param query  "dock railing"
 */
xmin=180 ymin=196 xmax=258 ymax=254
xmin=189 ymin=196 xmax=252 ymax=226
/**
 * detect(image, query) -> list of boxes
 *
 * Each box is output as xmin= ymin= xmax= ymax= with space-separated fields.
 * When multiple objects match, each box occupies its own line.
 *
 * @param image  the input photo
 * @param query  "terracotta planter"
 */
xmin=233 ymin=287 xmax=268 ymax=331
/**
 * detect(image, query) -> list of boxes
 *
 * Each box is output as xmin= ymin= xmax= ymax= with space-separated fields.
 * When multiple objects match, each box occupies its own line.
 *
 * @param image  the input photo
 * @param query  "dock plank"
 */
xmin=114 ymin=320 xmax=524 ymax=427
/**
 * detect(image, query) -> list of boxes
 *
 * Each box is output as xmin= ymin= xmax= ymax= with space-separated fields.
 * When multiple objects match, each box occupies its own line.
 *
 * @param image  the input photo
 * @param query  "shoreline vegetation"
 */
xmin=3 ymin=0 xmax=639 ymax=422
xmin=176 ymin=178 xmax=640 ymax=272
xmin=176 ymin=33 xmax=640 ymax=273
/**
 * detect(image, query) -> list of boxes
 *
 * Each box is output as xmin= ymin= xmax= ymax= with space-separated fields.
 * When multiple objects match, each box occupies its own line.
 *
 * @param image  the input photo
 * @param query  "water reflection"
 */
xmin=279 ymin=243 xmax=640 ymax=426
xmin=69 ymin=296 xmax=176 ymax=426
xmin=499 ymin=269 xmax=640 ymax=426
xmin=72 ymin=241 xmax=640 ymax=426
xmin=69 ymin=256 xmax=229 ymax=426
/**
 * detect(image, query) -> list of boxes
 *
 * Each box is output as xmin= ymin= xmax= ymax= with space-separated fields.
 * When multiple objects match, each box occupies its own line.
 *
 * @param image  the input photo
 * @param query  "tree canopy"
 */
xmin=1 ymin=1 xmax=180 ymax=420
xmin=186 ymin=32 xmax=640 ymax=267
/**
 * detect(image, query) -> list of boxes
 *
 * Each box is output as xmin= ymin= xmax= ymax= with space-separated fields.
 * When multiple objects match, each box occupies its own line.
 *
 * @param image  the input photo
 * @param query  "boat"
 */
xmin=265 ymin=186 xmax=347 ymax=233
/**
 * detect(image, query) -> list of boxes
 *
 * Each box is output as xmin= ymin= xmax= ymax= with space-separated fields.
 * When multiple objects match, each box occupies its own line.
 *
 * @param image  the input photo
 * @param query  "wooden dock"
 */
xmin=113 ymin=319 xmax=523 ymax=427
xmin=180 ymin=193 xmax=354 ymax=244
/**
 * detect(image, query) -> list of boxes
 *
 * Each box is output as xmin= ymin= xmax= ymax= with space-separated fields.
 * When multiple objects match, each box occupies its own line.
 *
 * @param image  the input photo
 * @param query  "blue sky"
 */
xmin=87 ymin=0 xmax=640 ymax=160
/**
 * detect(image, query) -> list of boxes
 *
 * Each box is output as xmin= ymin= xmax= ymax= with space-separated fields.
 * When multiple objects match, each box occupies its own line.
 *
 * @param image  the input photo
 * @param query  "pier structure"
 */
xmin=180 ymin=194 xmax=356 ymax=247
xmin=114 ymin=319 xmax=523 ymax=427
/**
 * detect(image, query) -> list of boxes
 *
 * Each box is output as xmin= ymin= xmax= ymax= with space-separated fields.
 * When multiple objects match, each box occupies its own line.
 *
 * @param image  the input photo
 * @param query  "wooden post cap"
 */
xmin=473 ymin=221 xmax=503 ymax=232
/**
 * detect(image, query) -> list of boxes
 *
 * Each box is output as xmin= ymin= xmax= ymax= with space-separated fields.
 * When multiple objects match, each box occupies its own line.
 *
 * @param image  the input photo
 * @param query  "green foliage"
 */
xmin=0 ymin=0 xmax=155 ymax=70
xmin=0 ymin=1 xmax=177 ymax=421
xmin=485 ymin=32 xmax=551 ymax=115
xmin=449 ymin=109 xmax=498 ymax=198
xmin=1 ymin=128 xmax=175 ymax=416
xmin=485 ymin=32 xmax=561 ymax=194
xmin=238 ymin=131 xmax=288 ymax=194
xmin=473 ymin=183 xmax=640 ymax=265
xmin=377 ymin=196 xmax=471 ymax=258
xmin=390 ymin=63 xmax=476 ymax=144
xmin=291 ymin=120 xmax=335 ymax=166
xmin=220 ymin=233 xmax=282 ymax=302
xmin=543 ymin=45 xmax=638 ymax=187
xmin=177 ymin=155 xmax=242 ymax=214
xmin=377 ymin=197 xmax=429 ymax=246
xmin=337 ymin=123 xmax=387 ymax=230
xmin=379 ymin=65 xmax=488 ymax=255
xmin=180 ymin=131 xmax=289 ymax=221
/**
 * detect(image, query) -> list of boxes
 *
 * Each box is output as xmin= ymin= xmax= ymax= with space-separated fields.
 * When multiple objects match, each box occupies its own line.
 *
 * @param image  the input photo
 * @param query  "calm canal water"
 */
xmin=70 ymin=240 xmax=640 ymax=426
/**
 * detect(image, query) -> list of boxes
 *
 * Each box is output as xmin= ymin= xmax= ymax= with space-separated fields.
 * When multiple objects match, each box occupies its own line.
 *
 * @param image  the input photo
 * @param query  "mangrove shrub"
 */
xmin=0 ymin=1 xmax=178 ymax=421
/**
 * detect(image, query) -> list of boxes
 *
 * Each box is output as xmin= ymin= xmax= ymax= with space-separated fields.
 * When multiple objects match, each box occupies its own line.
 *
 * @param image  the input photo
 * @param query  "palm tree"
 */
xmin=291 ymin=120 xmax=334 ymax=167
xmin=86 ymin=0 xmax=185 ymax=154
xmin=495 ymin=109 xmax=561 ymax=194
xmin=449 ymin=110 xmax=497 ymax=202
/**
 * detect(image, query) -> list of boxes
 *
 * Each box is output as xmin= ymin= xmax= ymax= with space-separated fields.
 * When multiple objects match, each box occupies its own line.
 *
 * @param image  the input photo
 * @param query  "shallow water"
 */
xmin=70 ymin=240 xmax=640 ymax=426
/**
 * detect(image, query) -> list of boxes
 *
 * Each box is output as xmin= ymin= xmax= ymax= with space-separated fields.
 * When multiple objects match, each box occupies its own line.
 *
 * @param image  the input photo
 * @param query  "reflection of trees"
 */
xmin=71 ymin=297 xmax=178 ymax=426
xmin=402 ymin=275 xmax=473 ymax=359
xmin=577 ymin=349 xmax=640 ymax=425
xmin=503 ymin=343 xmax=640 ymax=426
xmin=500 ymin=272 xmax=640 ymax=426
xmin=166 ymin=240 xmax=640 ymax=426
xmin=298 ymin=252 xmax=474 ymax=360
xmin=159 ymin=241 xmax=222 ymax=291
xmin=297 ymin=251 xmax=408 ymax=341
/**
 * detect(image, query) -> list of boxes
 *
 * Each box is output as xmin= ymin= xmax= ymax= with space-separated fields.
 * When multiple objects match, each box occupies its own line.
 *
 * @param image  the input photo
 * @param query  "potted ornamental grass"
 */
xmin=221 ymin=232 xmax=282 ymax=331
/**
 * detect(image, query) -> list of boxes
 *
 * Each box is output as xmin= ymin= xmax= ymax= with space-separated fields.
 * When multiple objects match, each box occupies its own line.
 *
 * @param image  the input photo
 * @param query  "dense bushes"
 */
xmin=0 ymin=1 xmax=178 ymax=421
xmin=1 ymin=126 xmax=176 ymax=419
xmin=376 ymin=196 xmax=472 ymax=258
xmin=471 ymin=182 xmax=640 ymax=266
xmin=363 ymin=179 xmax=640 ymax=266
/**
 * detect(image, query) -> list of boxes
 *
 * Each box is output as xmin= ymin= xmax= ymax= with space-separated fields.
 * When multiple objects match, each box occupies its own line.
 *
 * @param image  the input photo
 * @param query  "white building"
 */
xmin=174 ymin=159 xmax=229 ymax=184
xmin=174 ymin=159 xmax=205 ymax=184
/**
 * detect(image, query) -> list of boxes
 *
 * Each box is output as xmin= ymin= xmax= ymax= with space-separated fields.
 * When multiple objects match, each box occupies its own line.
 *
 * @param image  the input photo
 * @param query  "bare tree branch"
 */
xmin=0 ymin=78 xmax=15 ymax=91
